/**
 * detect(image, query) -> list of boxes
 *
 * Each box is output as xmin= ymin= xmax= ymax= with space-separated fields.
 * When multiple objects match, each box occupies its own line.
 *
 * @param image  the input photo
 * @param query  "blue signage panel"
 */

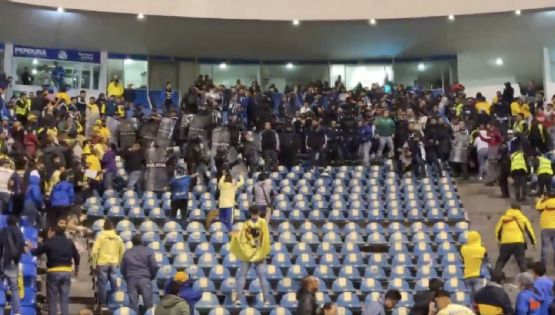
xmin=13 ymin=45 xmax=100 ymax=63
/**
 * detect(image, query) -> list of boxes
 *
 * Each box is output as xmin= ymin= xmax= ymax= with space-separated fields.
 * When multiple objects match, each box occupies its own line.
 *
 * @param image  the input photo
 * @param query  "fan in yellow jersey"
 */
xmin=229 ymin=206 xmax=272 ymax=306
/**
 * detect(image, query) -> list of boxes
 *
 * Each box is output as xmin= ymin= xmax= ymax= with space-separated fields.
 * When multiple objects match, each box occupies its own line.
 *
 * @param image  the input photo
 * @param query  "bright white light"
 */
xmin=448 ymin=14 xmax=455 ymax=21
xmin=369 ymin=18 xmax=377 ymax=25
xmin=137 ymin=13 xmax=145 ymax=20
xmin=57 ymin=7 xmax=64 ymax=13
xmin=495 ymin=58 xmax=504 ymax=66
xmin=124 ymin=58 xmax=134 ymax=65
xmin=31 ymin=69 xmax=37 ymax=75
xmin=32 ymin=59 xmax=38 ymax=65
xmin=417 ymin=63 xmax=426 ymax=71
xmin=292 ymin=19 xmax=300 ymax=26
xmin=219 ymin=62 xmax=227 ymax=69
xmin=286 ymin=62 xmax=294 ymax=69
xmin=515 ymin=9 xmax=521 ymax=15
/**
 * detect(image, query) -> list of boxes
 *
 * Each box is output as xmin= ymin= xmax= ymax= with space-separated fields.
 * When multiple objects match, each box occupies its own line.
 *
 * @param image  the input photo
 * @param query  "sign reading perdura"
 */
xmin=13 ymin=45 xmax=100 ymax=63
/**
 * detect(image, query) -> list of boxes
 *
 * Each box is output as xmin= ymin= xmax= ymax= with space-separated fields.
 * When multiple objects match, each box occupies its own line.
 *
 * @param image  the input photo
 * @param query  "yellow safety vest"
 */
xmin=15 ymin=100 xmax=28 ymax=116
xmin=513 ymin=121 xmax=526 ymax=133
xmin=510 ymin=151 xmax=527 ymax=172
xmin=538 ymin=156 xmax=554 ymax=175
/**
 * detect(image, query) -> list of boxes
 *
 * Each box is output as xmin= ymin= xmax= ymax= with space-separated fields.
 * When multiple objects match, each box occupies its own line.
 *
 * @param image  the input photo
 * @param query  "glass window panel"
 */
xmin=124 ymin=59 xmax=148 ymax=88
xmin=261 ymin=64 xmax=329 ymax=92
xmin=212 ymin=64 xmax=259 ymax=88
xmin=345 ymin=64 xmax=392 ymax=90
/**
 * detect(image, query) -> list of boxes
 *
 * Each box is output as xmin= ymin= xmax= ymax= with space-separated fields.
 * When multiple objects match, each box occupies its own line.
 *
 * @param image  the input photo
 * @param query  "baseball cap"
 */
xmin=174 ymin=271 xmax=189 ymax=282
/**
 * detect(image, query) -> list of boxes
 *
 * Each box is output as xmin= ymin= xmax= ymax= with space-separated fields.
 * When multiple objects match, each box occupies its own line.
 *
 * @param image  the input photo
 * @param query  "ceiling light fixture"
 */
xmin=31 ymin=69 xmax=37 ymax=75
xmin=448 ymin=14 xmax=455 ymax=21
xmin=495 ymin=58 xmax=504 ymax=66
xmin=369 ymin=18 xmax=377 ymax=25
xmin=219 ymin=62 xmax=227 ymax=69
xmin=57 ymin=7 xmax=64 ymax=13
xmin=32 ymin=59 xmax=39 ymax=65
xmin=286 ymin=62 xmax=294 ymax=69
xmin=417 ymin=63 xmax=426 ymax=71
xmin=515 ymin=9 xmax=521 ymax=15
xmin=292 ymin=19 xmax=300 ymax=26
xmin=137 ymin=13 xmax=145 ymax=20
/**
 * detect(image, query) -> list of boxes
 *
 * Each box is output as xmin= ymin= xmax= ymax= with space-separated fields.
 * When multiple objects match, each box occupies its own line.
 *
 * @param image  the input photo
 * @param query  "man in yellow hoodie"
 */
xmin=535 ymin=193 xmax=555 ymax=268
xmin=83 ymin=143 xmax=102 ymax=197
xmin=494 ymin=204 xmax=537 ymax=274
xmin=107 ymin=76 xmax=124 ymax=98
xmin=461 ymin=230 xmax=487 ymax=299
xmin=91 ymin=219 xmax=125 ymax=311
xmin=218 ymin=170 xmax=244 ymax=230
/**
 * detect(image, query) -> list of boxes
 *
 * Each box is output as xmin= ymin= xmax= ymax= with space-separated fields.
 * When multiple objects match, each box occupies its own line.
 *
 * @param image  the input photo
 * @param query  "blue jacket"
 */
xmin=170 ymin=175 xmax=192 ymax=200
xmin=49 ymin=180 xmax=75 ymax=207
xmin=358 ymin=124 xmax=373 ymax=143
xmin=121 ymin=245 xmax=158 ymax=280
xmin=535 ymin=277 xmax=553 ymax=315
xmin=25 ymin=172 xmax=43 ymax=208
xmin=516 ymin=286 xmax=545 ymax=315
xmin=163 ymin=279 xmax=202 ymax=310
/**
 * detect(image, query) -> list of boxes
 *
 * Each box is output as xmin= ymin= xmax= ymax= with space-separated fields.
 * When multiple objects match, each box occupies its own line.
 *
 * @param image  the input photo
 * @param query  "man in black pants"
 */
xmin=169 ymin=164 xmax=196 ymax=225
xmin=498 ymin=144 xmax=511 ymax=198
xmin=510 ymin=147 xmax=529 ymax=201
xmin=493 ymin=204 xmax=536 ymax=274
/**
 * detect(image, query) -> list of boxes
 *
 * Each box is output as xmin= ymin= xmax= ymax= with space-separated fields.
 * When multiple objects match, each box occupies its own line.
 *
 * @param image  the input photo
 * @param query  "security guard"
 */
xmin=494 ymin=204 xmax=536 ymax=274
xmin=513 ymin=113 xmax=527 ymax=134
xmin=535 ymin=193 xmax=555 ymax=268
xmin=535 ymin=154 xmax=554 ymax=197
xmin=510 ymin=147 xmax=529 ymax=201
xmin=15 ymin=92 xmax=29 ymax=124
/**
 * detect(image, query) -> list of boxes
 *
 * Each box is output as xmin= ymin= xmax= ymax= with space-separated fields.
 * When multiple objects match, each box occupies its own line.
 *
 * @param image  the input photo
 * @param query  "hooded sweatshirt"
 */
xmin=24 ymin=170 xmax=43 ymax=208
xmin=516 ymin=286 xmax=544 ymax=315
xmin=534 ymin=276 xmax=553 ymax=315
xmin=154 ymin=294 xmax=190 ymax=315
xmin=218 ymin=175 xmax=244 ymax=208
xmin=91 ymin=229 xmax=125 ymax=268
xmin=163 ymin=279 xmax=202 ymax=311
xmin=495 ymin=208 xmax=537 ymax=245
xmin=460 ymin=231 xmax=487 ymax=279
xmin=535 ymin=198 xmax=555 ymax=230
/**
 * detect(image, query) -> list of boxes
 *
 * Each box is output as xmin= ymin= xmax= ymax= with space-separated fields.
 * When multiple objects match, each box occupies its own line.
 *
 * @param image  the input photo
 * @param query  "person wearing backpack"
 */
xmin=0 ymin=215 xmax=25 ymax=315
xmin=91 ymin=219 xmax=125 ymax=312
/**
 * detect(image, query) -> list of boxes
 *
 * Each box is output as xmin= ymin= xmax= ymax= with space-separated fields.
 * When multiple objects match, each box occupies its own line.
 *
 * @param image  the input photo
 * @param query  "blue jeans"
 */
xmin=46 ymin=271 xmax=72 ymax=315
xmin=96 ymin=265 xmax=117 ymax=306
xmin=219 ymin=207 xmax=233 ymax=231
xmin=127 ymin=171 xmax=143 ymax=194
xmin=104 ymin=171 xmax=114 ymax=191
xmin=22 ymin=201 xmax=38 ymax=228
xmin=2 ymin=263 xmax=20 ymax=314
xmin=464 ymin=277 xmax=485 ymax=302
xmin=235 ymin=260 xmax=271 ymax=303
xmin=541 ymin=229 xmax=555 ymax=267
xmin=127 ymin=277 xmax=153 ymax=313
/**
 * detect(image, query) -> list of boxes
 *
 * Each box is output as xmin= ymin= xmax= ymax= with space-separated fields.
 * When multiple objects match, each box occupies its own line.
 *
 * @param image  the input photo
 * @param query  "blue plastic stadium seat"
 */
xmin=308 ymin=210 xmax=325 ymax=221
xmin=319 ymin=253 xmax=342 ymax=268
xmin=196 ymin=292 xmax=220 ymax=309
xmin=277 ymin=222 xmax=295 ymax=233
xmin=194 ymin=242 xmax=216 ymax=256
xmin=360 ymin=277 xmax=384 ymax=293
xmin=185 ymin=265 xmax=205 ymax=280
xmin=363 ymin=266 xmax=387 ymax=280
xmin=210 ymin=231 xmax=229 ymax=245
xmin=187 ymin=231 xmax=207 ymax=245
xmin=266 ymin=264 xmax=283 ymax=281
xmin=208 ymin=265 xmax=230 ymax=281
xmin=412 ymin=232 xmax=432 ymax=243
xmin=313 ymin=265 xmax=335 ymax=281
xmin=272 ymin=253 xmax=293 ymax=269
xmin=300 ymin=232 xmax=320 ymax=245
xmin=295 ymin=254 xmax=317 ymax=269
xmin=280 ymin=292 xmax=298 ymax=310
xmin=443 ymin=278 xmax=468 ymax=292
xmin=142 ymin=232 xmax=161 ymax=244
xmin=390 ymin=266 xmax=414 ymax=279
xmin=278 ymin=231 xmax=298 ymax=245
xmin=452 ymin=291 xmax=471 ymax=306
xmin=322 ymin=232 xmax=342 ymax=245
xmin=220 ymin=278 xmax=236 ymax=294
xmin=127 ymin=207 xmax=145 ymax=220
xmin=223 ymin=253 xmax=240 ymax=269
xmin=343 ymin=222 xmax=362 ymax=235
xmin=443 ymin=266 xmax=465 ymax=280
xmin=152 ymin=251 xmax=169 ymax=266
xmin=388 ymin=278 xmax=410 ymax=290
xmin=316 ymin=242 xmax=337 ymax=255
xmin=298 ymin=221 xmax=317 ymax=234
xmin=138 ymin=220 xmax=159 ymax=233
xmin=365 ymin=222 xmax=384 ymax=234
xmin=413 ymin=242 xmax=433 ymax=254
xmin=292 ymin=242 xmax=313 ymax=255
xmin=112 ymin=307 xmax=136 ymax=315
xmin=336 ymin=292 xmax=361 ymax=309
xmin=108 ymin=291 xmax=130 ymax=309
xmin=286 ymin=265 xmax=308 ymax=280
xmin=340 ymin=242 xmax=360 ymax=255
xmin=169 ymin=242 xmax=190 ymax=256
xmin=193 ymin=278 xmax=216 ymax=293
xmin=173 ymin=253 xmax=194 ymax=268
xmin=332 ymin=277 xmax=356 ymax=292
xmin=321 ymin=222 xmax=340 ymax=234
xmin=270 ymin=307 xmax=293 ymax=315
xmin=343 ymin=253 xmax=365 ymax=268
xmin=208 ymin=307 xmax=230 ymax=315
xmin=368 ymin=253 xmax=389 ymax=266
xmin=198 ymin=253 xmax=218 ymax=269
xmin=163 ymin=231 xmax=184 ymax=246
xmin=87 ymin=206 xmax=104 ymax=218
xmin=209 ymin=222 xmax=228 ymax=233
xmin=277 ymin=277 xmax=298 ymax=294
xmin=389 ymin=243 xmax=410 ymax=255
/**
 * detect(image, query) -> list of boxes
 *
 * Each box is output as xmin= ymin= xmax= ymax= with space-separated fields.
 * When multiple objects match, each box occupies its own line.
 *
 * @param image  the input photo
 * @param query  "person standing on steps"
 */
xmin=218 ymin=170 xmax=244 ymax=231
xmin=0 ymin=215 xmax=24 ymax=315
xmin=31 ymin=225 xmax=80 ymax=315
xmin=494 ymin=204 xmax=536 ymax=274
xmin=510 ymin=146 xmax=529 ymax=201
xmin=535 ymin=193 xmax=555 ymax=268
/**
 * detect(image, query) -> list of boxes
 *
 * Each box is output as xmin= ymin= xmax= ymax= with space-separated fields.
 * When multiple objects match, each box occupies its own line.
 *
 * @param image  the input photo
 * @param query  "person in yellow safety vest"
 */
xmin=535 ymin=154 xmax=554 ymax=197
xmin=494 ymin=204 xmax=536 ymax=274
xmin=511 ymin=97 xmax=531 ymax=118
xmin=510 ymin=148 xmax=529 ymax=201
xmin=15 ymin=92 xmax=29 ymax=124
xmin=513 ymin=113 xmax=527 ymax=134
xmin=460 ymin=231 xmax=487 ymax=298
xmin=535 ymin=193 xmax=555 ymax=268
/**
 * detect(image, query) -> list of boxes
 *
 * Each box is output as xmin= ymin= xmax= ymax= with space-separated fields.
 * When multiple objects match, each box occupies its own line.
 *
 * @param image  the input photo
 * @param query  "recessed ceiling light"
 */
xmin=286 ymin=62 xmax=294 ymax=69
xmin=124 ymin=58 xmax=134 ymax=65
xmin=369 ymin=18 xmax=377 ymax=25
xmin=448 ymin=14 xmax=455 ymax=21
xmin=31 ymin=69 xmax=37 ymax=75
xmin=495 ymin=58 xmax=504 ymax=66
xmin=292 ymin=19 xmax=300 ymax=26
xmin=219 ymin=62 xmax=227 ymax=69
xmin=57 ymin=7 xmax=64 ymax=13
xmin=32 ymin=59 xmax=39 ymax=65
xmin=137 ymin=13 xmax=145 ymax=20
xmin=417 ymin=63 xmax=426 ymax=71
xmin=515 ymin=9 xmax=521 ymax=15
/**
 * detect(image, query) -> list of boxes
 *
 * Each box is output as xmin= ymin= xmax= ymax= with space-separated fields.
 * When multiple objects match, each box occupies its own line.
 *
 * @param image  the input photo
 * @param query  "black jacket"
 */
xmin=0 ymin=226 xmax=25 ymax=268
xmin=122 ymin=148 xmax=144 ymax=172
xmin=409 ymin=290 xmax=436 ymax=315
xmin=31 ymin=234 xmax=80 ymax=269
xmin=474 ymin=283 xmax=514 ymax=315
xmin=296 ymin=288 xmax=317 ymax=315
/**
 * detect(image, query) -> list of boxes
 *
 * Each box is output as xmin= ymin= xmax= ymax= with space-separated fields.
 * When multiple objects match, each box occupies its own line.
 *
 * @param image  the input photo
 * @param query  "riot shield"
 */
xmin=188 ymin=112 xmax=212 ymax=141
xmin=118 ymin=119 xmax=137 ymax=149
xmin=144 ymin=146 xmax=168 ymax=192
xmin=156 ymin=117 xmax=177 ymax=149
xmin=138 ymin=120 xmax=159 ymax=149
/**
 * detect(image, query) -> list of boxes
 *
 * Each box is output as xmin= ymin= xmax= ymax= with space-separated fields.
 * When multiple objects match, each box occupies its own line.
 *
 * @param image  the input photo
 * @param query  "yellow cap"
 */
xmin=174 ymin=271 xmax=189 ymax=282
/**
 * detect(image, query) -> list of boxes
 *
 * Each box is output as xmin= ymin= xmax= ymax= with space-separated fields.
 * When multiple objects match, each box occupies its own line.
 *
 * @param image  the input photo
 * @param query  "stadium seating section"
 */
xmin=83 ymin=160 xmax=470 ymax=314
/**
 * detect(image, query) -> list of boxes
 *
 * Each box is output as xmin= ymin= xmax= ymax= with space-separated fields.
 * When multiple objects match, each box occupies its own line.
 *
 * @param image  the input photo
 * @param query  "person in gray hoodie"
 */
xmin=155 ymin=279 xmax=190 ymax=315
xmin=253 ymin=172 xmax=274 ymax=219
xmin=121 ymin=234 xmax=159 ymax=314
xmin=362 ymin=289 xmax=402 ymax=315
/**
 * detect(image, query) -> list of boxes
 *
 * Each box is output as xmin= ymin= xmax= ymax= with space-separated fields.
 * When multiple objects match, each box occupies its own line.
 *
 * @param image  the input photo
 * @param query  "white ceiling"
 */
xmin=9 ymin=0 xmax=555 ymax=21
